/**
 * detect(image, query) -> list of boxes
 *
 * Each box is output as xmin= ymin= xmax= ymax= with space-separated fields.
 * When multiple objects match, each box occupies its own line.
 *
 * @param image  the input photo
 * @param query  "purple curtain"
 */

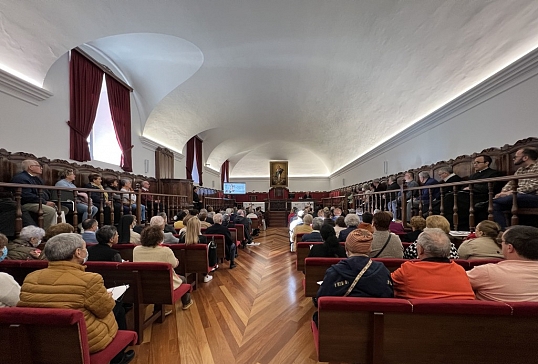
xmin=105 ymin=75 xmax=133 ymax=172
xmin=220 ymin=160 xmax=229 ymax=188
xmin=186 ymin=137 xmax=194 ymax=180
xmin=68 ymin=49 xmax=103 ymax=161
xmin=195 ymin=137 xmax=203 ymax=186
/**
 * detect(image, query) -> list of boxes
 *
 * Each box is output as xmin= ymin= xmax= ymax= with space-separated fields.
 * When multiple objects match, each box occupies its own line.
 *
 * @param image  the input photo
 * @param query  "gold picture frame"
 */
xmin=270 ymin=161 xmax=288 ymax=188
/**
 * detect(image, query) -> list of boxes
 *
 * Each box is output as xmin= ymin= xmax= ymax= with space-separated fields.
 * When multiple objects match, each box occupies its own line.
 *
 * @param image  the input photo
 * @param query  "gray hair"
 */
xmin=225 ymin=208 xmax=233 ymax=215
xmin=437 ymin=166 xmax=453 ymax=175
xmin=200 ymin=208 xmax=208 ymax=214
xmin=213 ymin=213 xmax=223 ymax=224
xmin=21 ymin=159 xmax=38 ymax=171
xmin=19 ymin=225 xmax=46 ymax=242
xmin=207 ymin=211 xmax=215 ymax=218
xmin=418 ymin=171 xmax=430 ymax=179
xmin=150 ymin=216 xmax=165 ymax=228
xmin=237 ymin=209 xmax=244 ymax=216
xmin=416 ymin=228 xmax=451 ymax=258
xmin=95 ymin=225 xmax=117 ymax=245
xmin=312 ymin=217 xmax=324 ymax=230
xmin=44 ymin=233 xmax=85 ymax=261
xmin=344 ymin=214 xmax=360 ymax=227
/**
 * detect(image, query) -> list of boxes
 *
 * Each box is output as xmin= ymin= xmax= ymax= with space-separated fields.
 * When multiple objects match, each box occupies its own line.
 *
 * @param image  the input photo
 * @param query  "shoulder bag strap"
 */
xmin=373 ymin=233 xmax=392 ymax=258
xmin=344 ymin=259 xmax=373 ymax=297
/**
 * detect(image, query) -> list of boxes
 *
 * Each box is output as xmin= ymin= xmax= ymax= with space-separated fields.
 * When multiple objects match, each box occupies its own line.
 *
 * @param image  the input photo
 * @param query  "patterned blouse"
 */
xmin=403 ymin=241 xmax=459 ymax=259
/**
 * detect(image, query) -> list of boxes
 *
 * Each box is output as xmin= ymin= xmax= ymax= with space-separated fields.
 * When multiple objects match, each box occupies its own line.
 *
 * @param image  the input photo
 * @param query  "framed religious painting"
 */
xmin=270 ymin=161 xmax=288 ymax=188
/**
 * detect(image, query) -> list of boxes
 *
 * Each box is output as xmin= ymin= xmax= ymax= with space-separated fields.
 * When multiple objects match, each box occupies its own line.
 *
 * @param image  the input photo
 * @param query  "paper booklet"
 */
xmin=107 ymin=284 xmax=129 ymax=300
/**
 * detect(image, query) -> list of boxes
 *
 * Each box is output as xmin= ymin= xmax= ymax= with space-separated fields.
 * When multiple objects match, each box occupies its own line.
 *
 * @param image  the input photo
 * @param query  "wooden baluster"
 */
xmin=452 ymin=185 xmax=459 ymax=231
xmin=14 ymin=188 xmax=23 ymax=237
xmin=37 ymin=187 xmax=44 ymax=228
xmin=55 ymin=190 xmax=62 ymax=224
xmin=72 ymin=190 xmax=79 ymax=228
xmin=469 ymin=187 xmax=475 ymax=231
xmin=510 ymin=179 xmax=519 ymax=227
xmin=109 ymin=192 xmax=115 ymax=227
xmin=487 ymin=182 xmax=494 ymax=222
xmin=439 ymin=188 xmax=445 ymax=217
xmin=427 ymin=189 xmax=433 ymax=216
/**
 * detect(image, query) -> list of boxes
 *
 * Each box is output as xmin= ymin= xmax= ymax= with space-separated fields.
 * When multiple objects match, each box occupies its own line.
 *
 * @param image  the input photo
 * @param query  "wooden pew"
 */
xmin=0 ymin=307 xmax=137 ymax=364
xmin=313 ymin=297 xmax=538 ymax=364
xmin=229 ymin=228 xmax=239 ymax=247
xmin=235 ymin=224 xmax=245 ymax=246
xmin=165 ymin=244 xmax=210 ymax=286
xmin=296 ymin=241 xmax=346 ymax=272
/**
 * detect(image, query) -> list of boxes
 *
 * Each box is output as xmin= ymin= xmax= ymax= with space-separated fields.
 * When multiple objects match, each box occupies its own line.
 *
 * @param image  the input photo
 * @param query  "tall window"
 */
xmin=88 ymin=77 xmax=123 ymax=165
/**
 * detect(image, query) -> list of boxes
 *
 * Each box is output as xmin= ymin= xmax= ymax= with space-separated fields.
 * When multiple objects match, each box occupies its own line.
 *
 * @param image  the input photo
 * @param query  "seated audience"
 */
xmin=85 ymin=173 xmax=113 ymax=225
xmin=17 ymin=233 xmax=134 ymax=363
xmin=358 ymin=211 xmax=374 ymax=233
xmin=392 ymin=228 xmax=475 ymax=300
xmin=235 ymin=209 xmax=258 ymax=247
xmin=158 ymin=212 xmax=176 ymax=234
xmin=133 ymin=226 xmax=193 ymax=310
xmin=173 ymin=211 xmax=188 ymax=230
xmin=467 ymin=225 xmax=538 ymax=301
xmin=88 ymin=225 xmax=122 ymax=262
xmin=407 ymin=171 xmax=440 ymax=220
xmin=442 ymin=154 xmax=503 ymax=230
xmin=10 ymin=159 xmax=64 ymax=229
xmin=437 ymin=166 xmax=463 ymax=184
xmin=118 ymin=215 xmax=140 ymax=245
xmin=140 ymin=180 xmax=161 ymax=218
xmin=370 ymin=212 xmax=403 ymax=258
xmin=333 ymin=216 xmax=346 ymax=237
xmin=302 ymin=217 xmax=324 ymax=242
xmin=199 ymin=211 xmax=212 ymax=229
xmin=0 ymin=191 xmax=35 ymax=238
xmin=0 ymin=233 xmax=20 ymax=307
xmin=150 ymin=216 xmax=179 ymax=243
xmin=103 ymin=177 xmax=130 ymax=219
xmin=387 ymin=212 xmax=405 ymax=234
xmin=81 ymin=218 xmax=99 ymax=243
xmin=119 ymin=179 xmax=146 ymax=223
xmin=338 ymin=214 xmax=360 ymax=242
xmin=323 ymin=208 xmax=335 ymax=227
xmin=6 ymin=225 xmax=45 ymax=260
xmin=493 ymin=148 xmax=538 ymax=229
xmin=401 ymin=216 xmax=426 ymax=242
xmin=457 ymin=220 xmax=503 ymax=260
xmin=205 ymin=213 xmax=237 ymax=268
xmin=43 ymin=223 xmax=75 ymax=242
xmin=308 ymin=225 xmax=346 ymax=258
xmin=314 ymin=229 xmax=394 ymax=325
xmin=292 ymin=214 xmax=313 ymax=247
xmin=179 ymin=217 xmax=214 ymax=282
xmin=55 ymin=168 xmax=98 ymax=224
xmin=403 ymin=215 xmax=459 ymax=259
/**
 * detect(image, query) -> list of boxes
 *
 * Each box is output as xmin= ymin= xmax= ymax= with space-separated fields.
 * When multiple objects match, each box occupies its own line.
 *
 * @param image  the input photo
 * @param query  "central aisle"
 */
xmin=130 ymin=227 xmax=324 ymax=364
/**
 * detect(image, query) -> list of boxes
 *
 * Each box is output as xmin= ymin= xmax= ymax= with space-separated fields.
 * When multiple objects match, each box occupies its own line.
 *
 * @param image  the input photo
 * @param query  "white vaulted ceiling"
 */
xmin=3 ymin=0 xmax=538 ymax=177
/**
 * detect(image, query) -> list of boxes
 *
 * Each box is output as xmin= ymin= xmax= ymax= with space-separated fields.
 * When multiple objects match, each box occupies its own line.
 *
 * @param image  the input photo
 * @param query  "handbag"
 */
xmin=344 ymin=259 xmax=373 ymax=297
xmin=208 ymin=238 xmax=218 ymax=267
xmin=372 ymin=233 xmax=392 ymax=258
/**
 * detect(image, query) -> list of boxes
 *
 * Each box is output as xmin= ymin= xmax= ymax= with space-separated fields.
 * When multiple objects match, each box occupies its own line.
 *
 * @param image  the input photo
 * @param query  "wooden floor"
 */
xmin=128 ymin=227 xmax=326 ymax=364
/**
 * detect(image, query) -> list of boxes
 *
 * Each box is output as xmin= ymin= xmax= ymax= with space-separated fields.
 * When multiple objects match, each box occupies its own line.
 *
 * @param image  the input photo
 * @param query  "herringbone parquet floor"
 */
xmin=129 ymin=227 xmax=324 ymax=364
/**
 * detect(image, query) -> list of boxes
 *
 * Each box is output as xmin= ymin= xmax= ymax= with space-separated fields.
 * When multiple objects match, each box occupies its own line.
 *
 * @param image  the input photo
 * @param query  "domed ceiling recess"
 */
xmin=3 ymin=0 xmax=538 ymax=178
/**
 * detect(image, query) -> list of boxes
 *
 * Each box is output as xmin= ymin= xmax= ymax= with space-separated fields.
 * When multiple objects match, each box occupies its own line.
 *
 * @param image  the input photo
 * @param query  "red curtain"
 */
xmin=186 ymin=137 xmax=194 ymax=180
xmin=220 ymin=160 xmax=229 ymax=188
xmin=106 ymin=75 xmax=133 ymax=172
xmin=195 ymin=137 xmax=203 ymax=186
xmin=68 ymin=49 xmax=104 ymax=161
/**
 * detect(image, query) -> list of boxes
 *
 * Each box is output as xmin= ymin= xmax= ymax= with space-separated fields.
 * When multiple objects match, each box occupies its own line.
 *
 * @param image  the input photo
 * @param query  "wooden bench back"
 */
xmin=315 ymin=297 xmax=538 ymax=364
xmin=202 ymin=234 xmax=226 ymax=263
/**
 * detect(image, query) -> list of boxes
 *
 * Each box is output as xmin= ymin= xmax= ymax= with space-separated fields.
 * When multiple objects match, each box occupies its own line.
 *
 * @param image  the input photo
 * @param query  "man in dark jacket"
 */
xmin=10 ymin=159 xmax=59 ymax=229
xmin=302 ymin=217 xmax=324 ymax=242
xmin=235 ymin=209 xmax=258 ymax=247
xmin=313 ymin=228 xmax=394 ymax=325
xmin=205 ymin=213 xmax=237 ymax=268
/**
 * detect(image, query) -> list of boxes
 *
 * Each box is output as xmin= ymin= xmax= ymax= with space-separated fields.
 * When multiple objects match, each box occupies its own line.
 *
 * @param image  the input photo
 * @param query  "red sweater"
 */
xmin=391 ymin=260 xmax=475 ymax=300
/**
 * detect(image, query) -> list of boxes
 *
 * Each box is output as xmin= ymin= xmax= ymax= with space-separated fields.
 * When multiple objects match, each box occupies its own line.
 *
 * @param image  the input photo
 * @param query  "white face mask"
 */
xmin=0 ymin=246 xmax=8 ymax=262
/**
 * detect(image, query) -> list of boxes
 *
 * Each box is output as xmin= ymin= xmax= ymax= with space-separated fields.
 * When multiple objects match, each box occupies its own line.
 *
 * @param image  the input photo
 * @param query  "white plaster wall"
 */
xmin=229 ymin=177 xmax=330 ymax=192
xmin=329 ymin=71 xmax=538 ymax=189
xmin=0 ymin=53 xmax=155 ymax=176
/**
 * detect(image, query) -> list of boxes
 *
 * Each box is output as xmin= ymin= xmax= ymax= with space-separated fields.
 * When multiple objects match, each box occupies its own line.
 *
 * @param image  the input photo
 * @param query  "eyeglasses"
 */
xmin=472 ymin=161 xmax=485 ymax=165
xmin=31 ymin=164 xmax=43 ymax=168
xmin=513 ymin=155 xmax=523 ymax=160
